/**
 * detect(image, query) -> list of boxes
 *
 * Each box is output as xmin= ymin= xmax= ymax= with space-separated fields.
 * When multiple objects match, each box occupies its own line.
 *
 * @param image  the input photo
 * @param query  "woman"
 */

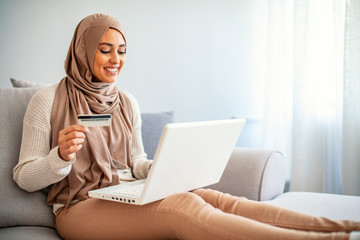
xmin=13 ymin=13 xmax=360 ymax=240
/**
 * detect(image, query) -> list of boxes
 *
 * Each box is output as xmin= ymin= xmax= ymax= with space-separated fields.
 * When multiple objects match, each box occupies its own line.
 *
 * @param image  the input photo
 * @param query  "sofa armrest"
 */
xmin=206 ymin=148 xmax=286 ymax=201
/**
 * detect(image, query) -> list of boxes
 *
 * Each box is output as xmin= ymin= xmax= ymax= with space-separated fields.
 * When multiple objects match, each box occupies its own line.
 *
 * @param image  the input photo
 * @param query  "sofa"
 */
xmin=0 ymin=83 xmax=359 ymax=239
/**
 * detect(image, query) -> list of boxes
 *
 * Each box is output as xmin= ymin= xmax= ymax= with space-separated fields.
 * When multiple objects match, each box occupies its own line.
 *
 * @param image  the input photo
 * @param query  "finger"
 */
xmin=63 ymin=144 xmax=83 ymax=155
xmin=58 ymin=138 xmax=85 ymax=158
xmin=58 ymin=131 xmax=87 ymax=146
xmin=59 ymin=144 xmax=83 ymax=161
xmin=60 ymin=131 xmax=86 ymax=143
xmin=59 ymin=125 xmax=88 ymax=137
xmin=62 ymin=138 xmax=85 ymax=149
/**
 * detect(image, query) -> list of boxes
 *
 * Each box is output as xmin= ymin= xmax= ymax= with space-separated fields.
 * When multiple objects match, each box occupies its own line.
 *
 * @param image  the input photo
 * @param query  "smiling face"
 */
xmin=93 ymin=28 xmax=126 ymax=83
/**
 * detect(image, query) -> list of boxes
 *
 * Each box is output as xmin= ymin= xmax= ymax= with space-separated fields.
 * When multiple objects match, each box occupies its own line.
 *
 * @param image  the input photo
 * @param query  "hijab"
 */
xmin=47 ymin=14 xmax=133 ymax=206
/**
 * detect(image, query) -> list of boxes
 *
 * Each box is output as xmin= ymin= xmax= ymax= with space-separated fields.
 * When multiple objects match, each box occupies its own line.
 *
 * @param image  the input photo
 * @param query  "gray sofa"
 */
xmin=0 ymin=86 xmax=359 ymax=239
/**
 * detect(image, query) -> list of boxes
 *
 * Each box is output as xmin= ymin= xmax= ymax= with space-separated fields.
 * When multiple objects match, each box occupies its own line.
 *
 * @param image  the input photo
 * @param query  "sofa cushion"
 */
xmin=10 ymin=78 xmax=50 ymax=88
xmin=266 ymin=192 xmax=360 ymax=222
xmin=141 ymin=112 xmax=174 ymax=159
xmin=0 ymin=226 xmax=61 ymax=240
xmin=0 ymin=87 xmax=55 ymax=228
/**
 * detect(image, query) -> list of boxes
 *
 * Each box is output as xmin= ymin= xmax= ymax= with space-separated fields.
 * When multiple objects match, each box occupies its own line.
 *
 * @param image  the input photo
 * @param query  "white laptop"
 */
xmin=88 ymin=119 xmax=246 ymax=205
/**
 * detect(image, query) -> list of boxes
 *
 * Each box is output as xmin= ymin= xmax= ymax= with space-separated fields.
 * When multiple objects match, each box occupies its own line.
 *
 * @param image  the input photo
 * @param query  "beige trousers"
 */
xmin=56 ymin=189 xmax=359 ymax=240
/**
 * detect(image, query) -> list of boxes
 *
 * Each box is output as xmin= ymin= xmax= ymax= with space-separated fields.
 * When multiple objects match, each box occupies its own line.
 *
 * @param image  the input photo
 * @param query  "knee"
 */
xmin=161 ymin=192 xmax=206 ymax=211
xmin=195 ymin=188 xmax=248 ymax=200
xmin=171 ymin=191 xmax=204 ymax=204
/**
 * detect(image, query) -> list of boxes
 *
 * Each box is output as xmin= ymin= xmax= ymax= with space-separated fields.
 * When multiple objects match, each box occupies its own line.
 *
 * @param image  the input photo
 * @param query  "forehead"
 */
xmin=99 ymin=28 xmax=126 ymax=45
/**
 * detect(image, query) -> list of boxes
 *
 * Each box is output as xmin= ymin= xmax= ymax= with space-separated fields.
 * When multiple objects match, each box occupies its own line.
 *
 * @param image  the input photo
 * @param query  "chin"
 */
xmin=104 ymin=79 xmax=116 ymax=83
xmin=100 ymin=76 xmax=118 ymax=83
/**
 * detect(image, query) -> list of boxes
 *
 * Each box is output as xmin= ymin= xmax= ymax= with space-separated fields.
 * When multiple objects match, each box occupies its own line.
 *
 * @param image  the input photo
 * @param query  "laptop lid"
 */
xmin=139 ymin=118 xmax=246 ymax=204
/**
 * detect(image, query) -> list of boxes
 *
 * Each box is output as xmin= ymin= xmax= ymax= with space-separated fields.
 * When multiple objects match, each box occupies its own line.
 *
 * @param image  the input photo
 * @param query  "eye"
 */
xmin=100 ymin=49 xmax=110 ymax=54
xmin=118 ymin=47 xmax=126 ymax=55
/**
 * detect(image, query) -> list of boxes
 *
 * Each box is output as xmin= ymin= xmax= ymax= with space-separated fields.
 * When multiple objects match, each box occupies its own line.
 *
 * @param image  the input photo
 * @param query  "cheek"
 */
xmin=93 ymin=56 xmax=105 ymax=75
xmin=119 ymin=57 xmax=126 ymax=72
xmin=93 ymin=63 xmax=101 ymax=77
xmin=120 ymin=55 xmax=126 ymax=65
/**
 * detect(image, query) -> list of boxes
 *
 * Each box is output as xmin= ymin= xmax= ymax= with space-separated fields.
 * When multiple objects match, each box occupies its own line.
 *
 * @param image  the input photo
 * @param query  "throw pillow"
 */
xmin=141 ymin=112 xmax=174 ymax=159
xmin=10 ymin=78 xmax=50 ymax=88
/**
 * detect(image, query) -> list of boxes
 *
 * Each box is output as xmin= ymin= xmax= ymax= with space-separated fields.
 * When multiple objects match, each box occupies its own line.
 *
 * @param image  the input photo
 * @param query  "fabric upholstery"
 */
xmin=0 ymin=226 xmax=61 ymax=240
xmin=10 ymin=78 xmax=50 ymax=88
xmin=260 ymin=151 xmax=286 ymax=201
xmin=0 ymin=87 xmax=55 ymax=228
xmin=141 ymin=112 xmax=174 ymax=160
xmin=266 ymin=192 xmax=360 ymax=222
xmin=208 ymin=148 xmax=286 ymax=201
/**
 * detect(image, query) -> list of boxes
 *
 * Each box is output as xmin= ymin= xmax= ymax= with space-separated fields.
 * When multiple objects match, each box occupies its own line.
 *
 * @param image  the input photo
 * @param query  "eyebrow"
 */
xmin=99 ymin=42 xmax=126 ymax=47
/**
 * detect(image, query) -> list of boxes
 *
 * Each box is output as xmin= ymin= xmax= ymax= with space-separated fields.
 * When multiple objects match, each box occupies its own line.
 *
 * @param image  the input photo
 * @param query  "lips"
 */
xmin=103 ymin=66 xmax=119 ymax=75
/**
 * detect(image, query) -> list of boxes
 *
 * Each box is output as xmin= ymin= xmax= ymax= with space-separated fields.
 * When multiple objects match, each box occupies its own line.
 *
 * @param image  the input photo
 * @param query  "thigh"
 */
xmin=56 ymin=192 xmax=258 ymax=240
xmin=56 ymin=198 xmax=176 ymax=240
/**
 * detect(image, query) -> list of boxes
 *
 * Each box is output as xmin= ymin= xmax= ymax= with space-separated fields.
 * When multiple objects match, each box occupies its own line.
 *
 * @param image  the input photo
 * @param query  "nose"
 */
xmin=110 ymin=51 xmax=120 ymax=64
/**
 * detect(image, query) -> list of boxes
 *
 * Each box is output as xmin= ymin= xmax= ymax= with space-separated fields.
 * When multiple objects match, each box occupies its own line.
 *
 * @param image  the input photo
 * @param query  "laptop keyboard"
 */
xmin=112 ymin=184 xmax=144 ymax=197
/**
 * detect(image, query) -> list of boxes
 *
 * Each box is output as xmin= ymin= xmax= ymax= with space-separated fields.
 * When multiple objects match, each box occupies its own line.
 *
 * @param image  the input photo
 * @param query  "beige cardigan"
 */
xmin=13 ymin=84 xmax=152 ymax=214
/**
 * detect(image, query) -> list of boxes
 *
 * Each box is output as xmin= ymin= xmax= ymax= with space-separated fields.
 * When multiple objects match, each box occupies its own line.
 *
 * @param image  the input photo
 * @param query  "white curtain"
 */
xmin=251 ymin=0 xmax=294 ymax=180
xmin=252 ymin=0 xmax=360 ymax=195
xmin=291 ymin=0 xmax=345 ymax=194
xmin=342 ymin=0 xmax=360 ymax=196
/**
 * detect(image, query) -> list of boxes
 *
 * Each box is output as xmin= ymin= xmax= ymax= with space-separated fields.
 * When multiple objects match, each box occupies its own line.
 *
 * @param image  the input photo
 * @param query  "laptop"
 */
xmin=88 ymin=118 xmax=246 ymax=205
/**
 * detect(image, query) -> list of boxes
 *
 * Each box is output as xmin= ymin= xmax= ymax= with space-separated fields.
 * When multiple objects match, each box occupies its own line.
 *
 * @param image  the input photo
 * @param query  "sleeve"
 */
xmin=13 ymin=85 xmax=73 ymax=192
xmin=123 ymin=92 xmax=153 ymax=179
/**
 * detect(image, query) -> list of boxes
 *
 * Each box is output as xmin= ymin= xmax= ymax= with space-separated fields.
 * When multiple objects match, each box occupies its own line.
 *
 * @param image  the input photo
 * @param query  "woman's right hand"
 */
xmin=58 ymin=125 xmax=88 ymax=161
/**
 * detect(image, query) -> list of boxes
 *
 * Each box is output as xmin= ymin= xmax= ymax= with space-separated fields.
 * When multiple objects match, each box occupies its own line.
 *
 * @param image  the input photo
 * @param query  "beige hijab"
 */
xmin=47 ymin=14 xmax=133 ymax=206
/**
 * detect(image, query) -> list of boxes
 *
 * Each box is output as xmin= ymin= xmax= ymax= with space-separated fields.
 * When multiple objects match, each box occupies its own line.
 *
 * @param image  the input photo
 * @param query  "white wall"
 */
xmin=0 ymin=0 xmax=259 ymax=145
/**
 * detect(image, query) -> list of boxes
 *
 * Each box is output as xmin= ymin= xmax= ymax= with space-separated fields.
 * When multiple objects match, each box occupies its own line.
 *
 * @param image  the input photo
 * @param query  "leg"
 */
xmin=159 ymin=192 xmax=349 ymax=240
xmin=194 ymin=188 xmax=360 ymax=233
xmin=56 ymin=198 xmax=177 ymax=240
xmin=57 ymin=193 xmax=351 ymax=240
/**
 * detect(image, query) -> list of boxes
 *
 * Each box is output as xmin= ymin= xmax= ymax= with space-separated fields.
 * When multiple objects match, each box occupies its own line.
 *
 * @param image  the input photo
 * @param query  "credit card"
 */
xmin=77 ymin=114 xmax=111 ymax=127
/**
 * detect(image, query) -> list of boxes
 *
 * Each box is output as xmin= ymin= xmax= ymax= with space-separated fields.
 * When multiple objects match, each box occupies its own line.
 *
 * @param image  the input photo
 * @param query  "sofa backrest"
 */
xmin=0 ymin=86 xmax=173 ymax=228
xmin=141 ymin=112 xmax=174 ymax=159
xmin=0 ymin=87 xmax=54 ymax=228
